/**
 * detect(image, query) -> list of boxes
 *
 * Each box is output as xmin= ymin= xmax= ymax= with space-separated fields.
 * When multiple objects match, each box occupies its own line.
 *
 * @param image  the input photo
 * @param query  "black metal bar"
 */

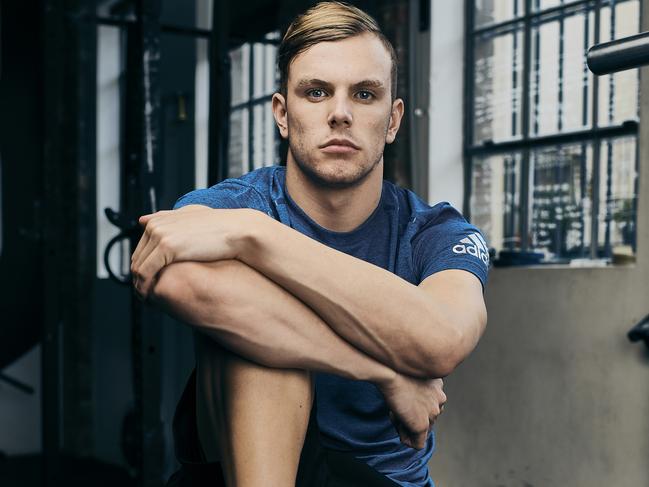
xmin=161 ymin=23 xmax=210 ymax=38
xmin=121 ymin=2 xmax=165 ymax=486
xmin=511 ymin=0 xmax=520 ymax=137
xmin=208 ymin=1 xmax=231 ymax=184
xmin=578 ymin=5 xmax=591 ymax=256
xmin=462 ymin=0 xmax=476 ymax=218
xmin=558 ymin=7 xmax=566 ymax=132
xmin=41 ymin=3 xmax=65 ymax=485
xmin=467 ymin=120 xmax=638 ymax=156
xmin=473 ymin=0 xmax=590 ymax=35
xmin=587 ymin=29 xmax=649 ymax=74
xmin=603 ymin=2 xmax=617 ymax=257
xmin=248 ymin=44 xmax=255 ymax=173
xmin=519 ymin=0 xmax=534 ymax=250
xmin=474 ymin=0 xmax=637 ymax=36
xmin=86 ymin=15 xmax=280 ymax=46
xmin=590 ymin=0 xmax=602 ymax=259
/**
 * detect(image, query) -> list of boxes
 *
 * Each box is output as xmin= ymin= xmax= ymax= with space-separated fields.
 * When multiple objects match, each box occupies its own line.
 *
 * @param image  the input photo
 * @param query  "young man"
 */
xmin=131 ymin=2 xmax=488 ymax=486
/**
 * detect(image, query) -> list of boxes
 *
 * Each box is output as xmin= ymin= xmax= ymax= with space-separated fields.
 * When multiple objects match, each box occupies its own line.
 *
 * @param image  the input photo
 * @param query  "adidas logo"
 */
xmin=452 ymin=232 xmax=490 ymax=265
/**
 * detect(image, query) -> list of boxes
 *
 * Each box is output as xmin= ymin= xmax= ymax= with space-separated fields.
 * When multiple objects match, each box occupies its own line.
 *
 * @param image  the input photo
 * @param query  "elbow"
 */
xmin=422 ymin=352 xmax=460 ymax=379
xmin=419 ymin=313 xmax=487 ymax=378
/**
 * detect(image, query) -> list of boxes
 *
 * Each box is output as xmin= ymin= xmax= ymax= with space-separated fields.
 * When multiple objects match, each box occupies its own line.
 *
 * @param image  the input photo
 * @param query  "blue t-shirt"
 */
xmin=174 ymin=166 xmax=489 ymax=487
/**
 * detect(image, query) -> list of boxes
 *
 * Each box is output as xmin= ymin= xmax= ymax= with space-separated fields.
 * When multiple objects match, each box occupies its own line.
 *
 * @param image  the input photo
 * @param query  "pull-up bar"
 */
xmin=587 ymin=30 xmax=649 ymax=75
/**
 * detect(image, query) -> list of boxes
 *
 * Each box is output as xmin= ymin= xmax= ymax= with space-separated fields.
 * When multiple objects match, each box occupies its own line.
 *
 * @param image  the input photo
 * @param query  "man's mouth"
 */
xmin=319 ymin=138 xmax=361 ymax=154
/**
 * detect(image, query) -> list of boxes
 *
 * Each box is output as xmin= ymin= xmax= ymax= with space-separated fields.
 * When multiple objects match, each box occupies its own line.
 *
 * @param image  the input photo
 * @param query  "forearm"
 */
xmin=238 ymin=211 xmax=473 ymax=378
xmin=152 ymin=259 xmax=397 ymax=385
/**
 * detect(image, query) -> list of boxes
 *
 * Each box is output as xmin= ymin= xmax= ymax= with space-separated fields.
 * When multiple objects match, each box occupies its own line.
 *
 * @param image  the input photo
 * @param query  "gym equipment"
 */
xmin=587 ymin=30 xmax=649 ymax=75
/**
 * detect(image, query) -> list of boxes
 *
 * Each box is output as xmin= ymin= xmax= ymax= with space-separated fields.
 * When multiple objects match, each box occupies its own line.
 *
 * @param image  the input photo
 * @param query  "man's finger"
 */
xmin=136 ymin=249 xmax=169 ymax=298
xmin=138 ymin=213 xmax=154 ymax=226
xmin=132 ymin=231 xmax=160 ymax=273
xmin=131 ymin=230 xmax=151 ymax=271
xmin=395 ymin=421 xmax=428 ymax=450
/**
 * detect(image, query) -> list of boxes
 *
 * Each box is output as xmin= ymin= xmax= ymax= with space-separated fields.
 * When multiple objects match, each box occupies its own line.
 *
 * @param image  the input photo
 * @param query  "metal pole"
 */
xmin=587 ymin=30 xmax=649 ymax=75
xmin=208 ymin=0 xmax=231 ymax=185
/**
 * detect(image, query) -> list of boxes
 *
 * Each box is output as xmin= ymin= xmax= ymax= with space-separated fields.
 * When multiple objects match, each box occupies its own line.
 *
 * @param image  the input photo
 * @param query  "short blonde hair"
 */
xmin=278 ymin=2 xmax=398 ymax=100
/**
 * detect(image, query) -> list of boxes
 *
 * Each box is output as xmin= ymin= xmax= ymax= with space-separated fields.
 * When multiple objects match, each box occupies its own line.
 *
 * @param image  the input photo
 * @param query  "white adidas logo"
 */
xmin=452 ymin=232 xmax=490 ymax=265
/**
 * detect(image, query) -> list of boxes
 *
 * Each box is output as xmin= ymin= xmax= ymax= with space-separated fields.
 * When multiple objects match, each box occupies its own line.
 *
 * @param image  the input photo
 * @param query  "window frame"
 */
xmin=464 ymin=0 xmax=640 ymax=262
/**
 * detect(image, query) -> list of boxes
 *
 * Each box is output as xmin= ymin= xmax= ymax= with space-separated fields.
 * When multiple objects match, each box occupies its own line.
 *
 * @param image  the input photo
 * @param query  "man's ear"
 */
xmin=385 ymin=98 xmax=404 ymax=144
xmin=272 ymin=92 xmax=289 ymax=139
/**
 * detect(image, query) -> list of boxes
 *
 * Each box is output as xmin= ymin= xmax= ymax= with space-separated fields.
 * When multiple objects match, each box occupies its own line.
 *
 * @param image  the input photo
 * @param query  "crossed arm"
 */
xmin=131 ymin=204 xmax=487 ymax=448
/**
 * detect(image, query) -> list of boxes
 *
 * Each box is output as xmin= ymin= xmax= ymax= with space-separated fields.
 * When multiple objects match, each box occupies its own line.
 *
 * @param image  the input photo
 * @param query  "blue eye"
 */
xmin=307 ymin=88 xmax=326 ymax=98
xmin=356 ymin=90 xmax=374 ymax=100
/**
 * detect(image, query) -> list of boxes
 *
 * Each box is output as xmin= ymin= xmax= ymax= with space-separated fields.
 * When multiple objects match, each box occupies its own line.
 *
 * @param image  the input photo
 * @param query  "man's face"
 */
xmin=273 ymin=33 xmax=403 ymax=188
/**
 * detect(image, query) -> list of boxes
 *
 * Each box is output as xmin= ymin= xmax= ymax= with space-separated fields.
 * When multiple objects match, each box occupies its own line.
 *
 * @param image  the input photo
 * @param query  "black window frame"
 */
xmin=464 ymin=0 xmax=641 ymax=263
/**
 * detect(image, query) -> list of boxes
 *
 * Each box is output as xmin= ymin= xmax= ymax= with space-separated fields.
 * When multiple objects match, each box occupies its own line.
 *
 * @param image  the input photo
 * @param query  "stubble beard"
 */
xmin=286 ymin=115 xmax=390 ymax=190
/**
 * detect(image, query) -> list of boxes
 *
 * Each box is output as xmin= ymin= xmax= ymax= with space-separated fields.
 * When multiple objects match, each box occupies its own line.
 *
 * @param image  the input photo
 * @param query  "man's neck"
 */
xmin=284 ymin=160 xmax=384 ymax=233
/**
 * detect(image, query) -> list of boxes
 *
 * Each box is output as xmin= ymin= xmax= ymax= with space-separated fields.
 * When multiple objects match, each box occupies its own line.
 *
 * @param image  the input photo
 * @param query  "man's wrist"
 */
xmin=372 ymin=366 xmax=398 ymax=389
xmin=233 ymin=208 xmax=270 ymax=264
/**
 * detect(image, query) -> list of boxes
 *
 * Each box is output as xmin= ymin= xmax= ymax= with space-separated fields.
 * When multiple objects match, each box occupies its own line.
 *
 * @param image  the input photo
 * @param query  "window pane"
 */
xmin=96 ymin=25 xmax=127 ymax=279
xmin=597 ymin=136 xmax=637 ymax=261
xmin=251 ymin=40 xmax=278 ymax=99
xmin=597 ymin=0 xmax=640 ymax=126
xmin=252 ymin=104 xmax=265 ymax=169
xmin=230 ymin=44 xmax=250 ymax=106
xmin=470 ymin=153 xmax=522 ymax=253
xmin=530 ymin=20 xmax=560 ymax=135
xmin=264 ymin=100 xmax=280 ymax=166
xmin=529 ymin=143 xmax=593 ymax=261
xmin=529 ymin=7 xmax=595 ymax=135
xmin=474 ymin=0 xmax=523 ymax=29
xmin=195 ymin=38 xmax=209 ymax=189
xmin=474 ymin=26 xmax=524 ymax=144
xmin=533 ymin=0 xmax=563 ymax=12
xmin=228 ymin=109 xmax=248 ymax=178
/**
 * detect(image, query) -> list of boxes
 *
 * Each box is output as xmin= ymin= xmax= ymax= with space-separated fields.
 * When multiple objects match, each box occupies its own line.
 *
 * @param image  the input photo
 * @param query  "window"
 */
xmin=466 ymin=0 xmax=640 ymax=265
xmin=228 ymin=32 xmax=281 ymax=178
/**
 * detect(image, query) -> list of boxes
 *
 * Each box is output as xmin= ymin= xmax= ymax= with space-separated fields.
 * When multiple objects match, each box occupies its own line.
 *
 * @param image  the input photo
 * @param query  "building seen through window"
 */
xmin=468 ymin=0 xmax=640 ymax=265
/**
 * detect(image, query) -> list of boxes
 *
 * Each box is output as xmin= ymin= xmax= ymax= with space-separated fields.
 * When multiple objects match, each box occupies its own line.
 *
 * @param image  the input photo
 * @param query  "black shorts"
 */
xmin=166 ymin=370 xmax=399 ymax=487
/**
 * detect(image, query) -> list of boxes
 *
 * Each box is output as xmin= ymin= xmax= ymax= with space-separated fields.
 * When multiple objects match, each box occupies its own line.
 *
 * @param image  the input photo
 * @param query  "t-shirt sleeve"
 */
xmin=173 ymin=180 xmax=269 ymax=212
xmin=411 ymin=203 xmax=490 ymax=289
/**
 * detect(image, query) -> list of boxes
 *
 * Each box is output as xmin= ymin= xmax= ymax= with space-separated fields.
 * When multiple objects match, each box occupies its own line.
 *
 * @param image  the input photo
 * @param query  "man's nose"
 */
xmin=327 ymin=95 xmax=353 ymax=128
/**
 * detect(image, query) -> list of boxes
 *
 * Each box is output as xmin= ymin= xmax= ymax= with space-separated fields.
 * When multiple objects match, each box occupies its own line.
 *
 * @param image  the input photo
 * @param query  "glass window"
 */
xmin=529 ymin=143 xmax=593 ymax=260
xmin=597 ymin=0 xmax=641 ymax=126
xmin=474 ymin=0 xmax=524 ymax=29
xmin=474 ymin=25 xmax=524 ymax=144
xmin=470 ymin=153 xmax=522 ymax=255
xmin=529 ymin=6 xmax=596 ymax=135
xmin=467 ymin=0 xmax=640 ymax=265
xmin=596 ymin=136 xmax=638 ymax=258
xmin=96 ymin=25 xmax=129 ymax=279
xmin=195 ymin=37 xmax=209 ymax=189
xmin=228 ymin=32 xmax=280 ymax=178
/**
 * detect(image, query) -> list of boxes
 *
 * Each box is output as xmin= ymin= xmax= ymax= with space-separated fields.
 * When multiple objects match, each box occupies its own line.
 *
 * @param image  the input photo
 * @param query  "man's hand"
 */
xmin=131 ymin=205 xmax=253 ymax=298
xmin=378 ymin=373 xmax=446 ymax=450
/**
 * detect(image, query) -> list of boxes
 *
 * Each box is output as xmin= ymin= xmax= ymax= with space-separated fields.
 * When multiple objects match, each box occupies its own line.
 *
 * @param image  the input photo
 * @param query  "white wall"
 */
xmin=428 ymin=0 xmax=465 ymax=209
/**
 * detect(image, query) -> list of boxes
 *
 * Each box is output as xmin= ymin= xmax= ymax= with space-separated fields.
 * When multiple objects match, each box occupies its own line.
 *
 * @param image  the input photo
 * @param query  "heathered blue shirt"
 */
xmin=174 ymin=166 xmax=489 ymax=487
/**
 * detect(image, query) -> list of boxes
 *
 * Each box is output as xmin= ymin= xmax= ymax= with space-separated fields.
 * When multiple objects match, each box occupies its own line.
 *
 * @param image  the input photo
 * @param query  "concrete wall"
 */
xmin=428 ymin=1 xmax=649 ymax=485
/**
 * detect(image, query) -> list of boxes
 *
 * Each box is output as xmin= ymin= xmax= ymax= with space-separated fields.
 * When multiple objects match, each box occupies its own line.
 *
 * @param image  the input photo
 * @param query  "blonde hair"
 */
xmin=278 ymin=2 xmax=398 ymax=100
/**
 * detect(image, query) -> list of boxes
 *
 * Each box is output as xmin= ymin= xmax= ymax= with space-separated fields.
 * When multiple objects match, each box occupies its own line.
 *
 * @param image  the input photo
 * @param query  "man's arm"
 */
xmin=152 ymin=259 xmax=446 ymax=450
xmin=240 ymin=212 xmax=487 ymax=378
xmin=132 ymin=205 xmax=487 ymax=378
